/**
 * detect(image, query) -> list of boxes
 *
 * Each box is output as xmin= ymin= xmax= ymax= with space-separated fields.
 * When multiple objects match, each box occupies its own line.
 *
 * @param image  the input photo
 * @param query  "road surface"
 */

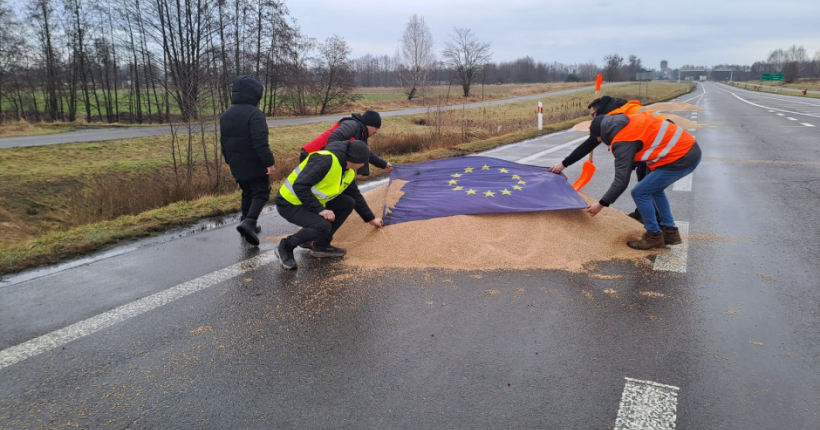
xmin=1 ymin=82 xmax=818 ymax=429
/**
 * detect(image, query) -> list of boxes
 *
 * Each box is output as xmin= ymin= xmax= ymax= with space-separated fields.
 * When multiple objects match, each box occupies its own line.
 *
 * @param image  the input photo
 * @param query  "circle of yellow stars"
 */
xmin=448 ymin=164 xmax=527 ymax=197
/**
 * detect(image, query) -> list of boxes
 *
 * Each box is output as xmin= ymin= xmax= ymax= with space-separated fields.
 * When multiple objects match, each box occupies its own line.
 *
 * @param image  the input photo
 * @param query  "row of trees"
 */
xmin=0 ymin=0 xmax=369 ymax=124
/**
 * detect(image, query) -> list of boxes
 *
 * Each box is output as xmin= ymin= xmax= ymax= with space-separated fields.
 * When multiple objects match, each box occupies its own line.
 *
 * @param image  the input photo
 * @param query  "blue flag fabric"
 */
xmin=383 ymin=156 xmax=588 ymax=225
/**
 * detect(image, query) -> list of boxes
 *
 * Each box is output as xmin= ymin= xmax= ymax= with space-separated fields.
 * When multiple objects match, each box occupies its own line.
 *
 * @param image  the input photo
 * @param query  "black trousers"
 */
xmin=237 ymin=176 xmax=271 ymax=221
xmin=276 ymin=194 xmax=355 ymax=248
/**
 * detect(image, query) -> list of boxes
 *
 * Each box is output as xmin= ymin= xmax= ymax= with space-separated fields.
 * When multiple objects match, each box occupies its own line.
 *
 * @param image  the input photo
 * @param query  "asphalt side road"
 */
xmin=0 ymin=83 xmax=619 ymax=149
xmin=1 ymin=82 xmax=818 ymax=429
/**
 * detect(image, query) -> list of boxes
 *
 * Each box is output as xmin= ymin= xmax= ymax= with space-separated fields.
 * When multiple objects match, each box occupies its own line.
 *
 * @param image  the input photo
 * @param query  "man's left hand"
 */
xmin=266 ymin=165 xmax=276 ymax=176
xmin=369 ymin=218 xmax=384 ymax=228
xmin=384 ymin=163 xmax=394 ymax=172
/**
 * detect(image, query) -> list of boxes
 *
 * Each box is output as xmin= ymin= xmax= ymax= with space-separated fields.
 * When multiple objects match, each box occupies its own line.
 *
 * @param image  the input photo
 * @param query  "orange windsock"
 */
xmin=595 ymin=74 xmax=602 ymax=91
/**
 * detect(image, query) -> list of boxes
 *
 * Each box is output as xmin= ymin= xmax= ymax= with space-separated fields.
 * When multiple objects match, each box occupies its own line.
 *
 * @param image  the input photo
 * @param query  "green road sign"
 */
xmin=762 ymin=73 xmax=784 ymax=81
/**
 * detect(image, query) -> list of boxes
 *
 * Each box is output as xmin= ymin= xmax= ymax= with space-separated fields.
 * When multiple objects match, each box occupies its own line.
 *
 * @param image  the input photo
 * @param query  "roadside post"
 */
xmin=537 ymin=102 xmax=543 ymax=130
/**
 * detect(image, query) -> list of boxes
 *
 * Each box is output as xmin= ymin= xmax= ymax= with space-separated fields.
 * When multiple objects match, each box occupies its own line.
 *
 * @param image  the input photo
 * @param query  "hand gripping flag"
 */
xmin=383 ymin=156 xmax=588 ymax=225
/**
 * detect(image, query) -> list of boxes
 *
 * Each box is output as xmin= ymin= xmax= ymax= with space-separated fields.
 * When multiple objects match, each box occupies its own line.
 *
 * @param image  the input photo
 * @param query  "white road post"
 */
xmin=537 ymin=102 xmax=543 ymax=130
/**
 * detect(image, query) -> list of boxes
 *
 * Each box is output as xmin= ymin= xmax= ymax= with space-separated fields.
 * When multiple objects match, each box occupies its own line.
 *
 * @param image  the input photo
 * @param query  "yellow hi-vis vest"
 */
xmin=279 ymin=150 xmax=355 ymax=207
xmin=607 ymin=100 xmax=669 ymax=121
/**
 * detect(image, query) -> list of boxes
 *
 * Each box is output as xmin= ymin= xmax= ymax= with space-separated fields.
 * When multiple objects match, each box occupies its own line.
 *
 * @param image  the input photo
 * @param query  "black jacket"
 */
xmin=220 ymin=76 xmax=275 ymax=181
xmin=274 ymin=140 xmax=376 ymax=222
xmin=328 ymin=113 xmax=388 ymax=176
xmin=561 ymin=97 xmax=628 ymax=167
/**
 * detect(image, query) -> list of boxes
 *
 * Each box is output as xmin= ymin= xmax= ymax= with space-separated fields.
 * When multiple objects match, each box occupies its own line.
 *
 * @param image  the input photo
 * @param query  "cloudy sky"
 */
xmin=285 ymin=0 xmax=820 ymax=70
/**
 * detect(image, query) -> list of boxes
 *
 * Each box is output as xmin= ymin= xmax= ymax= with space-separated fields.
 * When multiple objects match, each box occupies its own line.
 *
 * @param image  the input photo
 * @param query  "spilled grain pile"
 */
xmin=326 ymin=182 xmax=656 ymax=272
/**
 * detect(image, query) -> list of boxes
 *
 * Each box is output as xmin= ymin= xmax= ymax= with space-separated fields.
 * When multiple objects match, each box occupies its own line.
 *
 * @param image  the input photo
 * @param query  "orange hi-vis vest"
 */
xmin=610 ymin=113 xmax=696 ymax=170
xmin=607 ymin=100 xmax=669 ymax=121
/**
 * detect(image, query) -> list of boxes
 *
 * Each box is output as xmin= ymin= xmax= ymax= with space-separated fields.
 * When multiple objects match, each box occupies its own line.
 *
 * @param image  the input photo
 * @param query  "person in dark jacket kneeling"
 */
xmin=274 ymin=140 xmax=384 ymax=270
xmin=585 ymin=112 xmax=701 ymax=250
xmin=220 ymin=75 xmax=275 ymax=246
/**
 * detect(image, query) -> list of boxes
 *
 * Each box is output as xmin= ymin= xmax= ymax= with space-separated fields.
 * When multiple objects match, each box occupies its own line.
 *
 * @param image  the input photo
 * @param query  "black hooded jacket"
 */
xmin=274 ymin=140 xmax=375 ymax=222
xmin=327 ymin=113 xmax=388 ymax=176
xmin=220 ymin=76 xmax=275 ymax=181
xmin=560 ymin=96 xmax=628 ymax=167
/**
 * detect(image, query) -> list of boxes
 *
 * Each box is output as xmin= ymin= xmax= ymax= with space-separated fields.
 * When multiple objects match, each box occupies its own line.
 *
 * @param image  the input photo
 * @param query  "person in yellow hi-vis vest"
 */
xmin=273 ymin=140 xmax=384 ymax=270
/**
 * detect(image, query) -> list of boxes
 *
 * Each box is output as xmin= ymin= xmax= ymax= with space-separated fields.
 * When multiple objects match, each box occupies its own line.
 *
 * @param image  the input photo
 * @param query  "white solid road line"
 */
xmin=615 ymin=377 xmax=680 ymax=430
xmin=0 ymin=251 xmax=279 ymax=370
xmin=515 ymin=136 xmax=588 ymax=164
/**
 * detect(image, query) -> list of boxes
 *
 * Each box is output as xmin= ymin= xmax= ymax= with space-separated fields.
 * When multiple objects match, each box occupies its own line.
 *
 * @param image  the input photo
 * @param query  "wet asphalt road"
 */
xmin=0 ymin=83 xmax=618 ymax=149
xmin=1 ymin=82 xmax=818 ymax=429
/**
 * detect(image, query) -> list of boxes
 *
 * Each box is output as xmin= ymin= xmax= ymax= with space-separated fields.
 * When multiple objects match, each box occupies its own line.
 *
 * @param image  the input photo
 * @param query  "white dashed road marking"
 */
xmin=786 ymin=117 xmax=798 ymax=121
xmin=0 ymin=252 xmax=279 ymax=370
xmin=801 ymin=123 xmax=815 ymax=127
xmin=653 ymin=222 xmax=690 ymax=273
xmin=672 ymin=173 xmax=693 ymax=191
xmin=615 ymin=377 xmax=680 ymax=430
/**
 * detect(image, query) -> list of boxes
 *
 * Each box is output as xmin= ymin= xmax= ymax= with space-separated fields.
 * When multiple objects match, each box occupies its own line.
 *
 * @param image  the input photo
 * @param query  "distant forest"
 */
xmin=1 ymin=0 xmax=817 ymax=124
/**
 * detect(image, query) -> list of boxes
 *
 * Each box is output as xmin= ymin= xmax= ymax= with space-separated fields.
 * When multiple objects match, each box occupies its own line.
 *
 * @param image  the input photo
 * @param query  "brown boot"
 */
xmin=627 ymin=231 xmax=665 ymax=250
xmin=661 ymin=226 xmax=682 ymax=245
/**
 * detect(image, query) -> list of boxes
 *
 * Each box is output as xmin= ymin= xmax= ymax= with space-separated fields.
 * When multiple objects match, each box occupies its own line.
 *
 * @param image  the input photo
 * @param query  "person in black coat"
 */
xmin=220 ymin=75 xmax=275 ymax=246
xmin=274 ymin=140 xmax=384 ymax=270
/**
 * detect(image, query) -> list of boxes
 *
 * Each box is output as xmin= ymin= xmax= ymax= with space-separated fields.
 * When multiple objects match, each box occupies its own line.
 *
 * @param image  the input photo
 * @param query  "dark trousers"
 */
xmin=276 ymin=194 xmax=355 ymax=247
xmin=237 ymin=176 xmax=271 ymax=221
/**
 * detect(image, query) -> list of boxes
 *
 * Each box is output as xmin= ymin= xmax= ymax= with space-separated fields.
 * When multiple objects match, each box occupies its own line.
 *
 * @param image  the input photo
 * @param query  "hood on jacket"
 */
xmin=599 ymin=114 xmax=629 ymax=145
xmin=596 ymin=96 xmax=628 ymax=116
xmin=231 ymin=75 xmax=263 ymax=106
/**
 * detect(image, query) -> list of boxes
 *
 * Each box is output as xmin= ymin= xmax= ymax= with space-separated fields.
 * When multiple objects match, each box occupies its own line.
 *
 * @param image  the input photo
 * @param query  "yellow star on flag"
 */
xmin=453 ymin=186 xmax=464 ymax=191
xmin=466 ymin=189 xmax=477 ymax=195
xmin=512 ymin=175 xmax=521 ymax=179
xmin=464 ymin=167 xmax=474 ymax=173
xmin=513 ymin=185 xmax=523 ymax=191
xmin=451 ymin=173 xmax=463 ymax=178
xmin=484 ymin=190 xmax=495 ymax=197
xmin=518 ymin=180 xmax=527 ymax=185
xmin=448 ymin=179 xmax=458 ymax=185
xmin=502 ymin=189 xmax=512 ymax=195
xmin=482 ymin=165 xmax=491 ymax=170
xmin=499 ymin=168 xmax=509 ymax=173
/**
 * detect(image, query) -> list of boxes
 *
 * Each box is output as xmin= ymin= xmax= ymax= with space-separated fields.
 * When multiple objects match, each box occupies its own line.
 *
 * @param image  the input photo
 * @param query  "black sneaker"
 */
xmin=275 ymin=239 xmax=297 ymax=270
xmin=627 ymin=210 xmax=643 ymax=223
xmin=310 ymin=244 xmax=347 ymax=258
xmin=236 ymin=219 xmax=260 ymax=246
xmin=297 ymin=241 xmax=313 ymax=250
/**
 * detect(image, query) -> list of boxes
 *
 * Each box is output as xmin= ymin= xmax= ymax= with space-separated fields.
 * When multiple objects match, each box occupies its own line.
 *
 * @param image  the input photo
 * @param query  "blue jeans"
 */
xmin=631 ymin=156 xmax=701 ymax=233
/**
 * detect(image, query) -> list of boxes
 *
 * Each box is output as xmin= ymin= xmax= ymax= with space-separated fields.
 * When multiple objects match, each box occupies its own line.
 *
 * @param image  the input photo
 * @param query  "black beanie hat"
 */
xmin=589 ymin=115 xmax=604 ymax=138
xmin=346 ymin=140 xmax=370 ymax=164
xmin=362 ymin=110 xmax=381 ymax=129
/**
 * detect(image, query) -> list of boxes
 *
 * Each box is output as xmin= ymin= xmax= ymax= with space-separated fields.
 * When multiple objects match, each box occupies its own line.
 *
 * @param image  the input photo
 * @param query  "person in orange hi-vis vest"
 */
xmin=549 ymin=97 xmax=668 ymax=222
xmin=585 ymin=112 xmax=702 ymax=250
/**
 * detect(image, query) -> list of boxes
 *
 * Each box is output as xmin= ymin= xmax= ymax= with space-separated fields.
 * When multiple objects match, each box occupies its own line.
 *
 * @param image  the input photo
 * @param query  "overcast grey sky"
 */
xmin=285 ymin=0 xmax=820 ymax=70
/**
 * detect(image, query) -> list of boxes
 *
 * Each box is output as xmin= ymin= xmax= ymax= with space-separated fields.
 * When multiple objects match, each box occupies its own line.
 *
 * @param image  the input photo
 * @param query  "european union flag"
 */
xmin=383 ymin=156 xmax=588 ymax=225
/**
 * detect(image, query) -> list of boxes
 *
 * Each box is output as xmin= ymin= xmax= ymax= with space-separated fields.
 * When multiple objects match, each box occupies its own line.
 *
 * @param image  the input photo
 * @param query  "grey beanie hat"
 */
xmin=346 ymin=140 xmax=370 ymax=164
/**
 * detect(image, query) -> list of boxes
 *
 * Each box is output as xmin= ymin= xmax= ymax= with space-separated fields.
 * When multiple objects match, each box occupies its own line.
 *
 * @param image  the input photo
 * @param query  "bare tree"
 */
xmin=441 ymin=27 xmax=491 ymax=97
xmin=282 ymin=33 xmax=316 ymax=115
xmin=313 ymin=35 xmax=357 ymax=115
xmin=399 ymin=14 xmax=434 ymax=100
xmin=603 ymin=53 xmax=623 ymax=82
